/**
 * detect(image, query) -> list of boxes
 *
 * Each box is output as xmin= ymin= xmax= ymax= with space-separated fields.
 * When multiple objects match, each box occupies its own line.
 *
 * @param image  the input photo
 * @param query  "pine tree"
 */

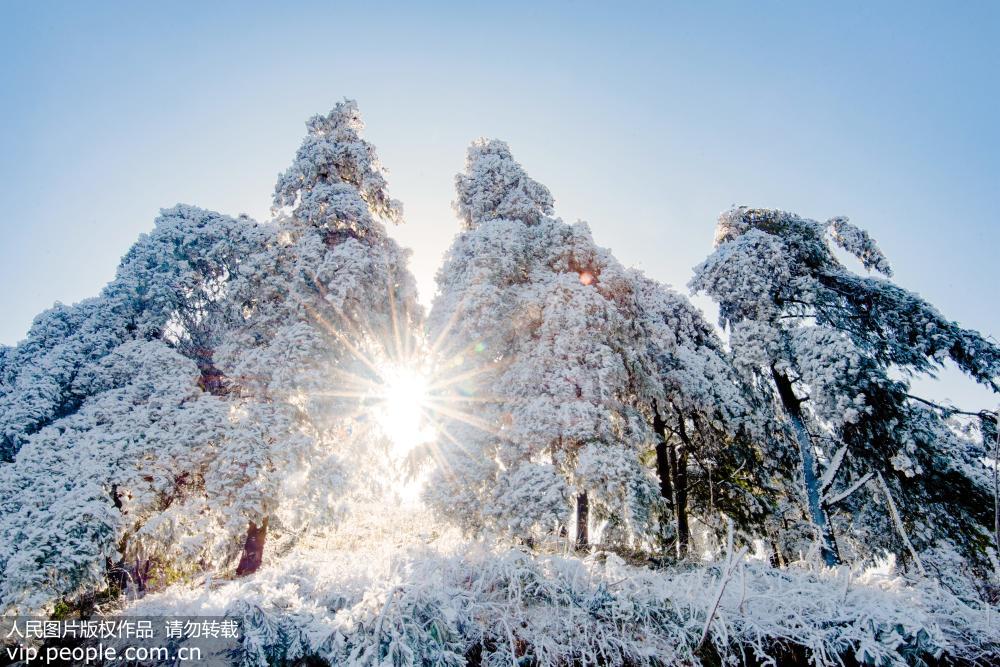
xmin=0 ymin=101 xmax=423 ymax=614
xmin=427 ymin=140 xmax=656 ymax=546
xmin=212 ymin=99 xmax=420 ymax=573
xmin=691 ymin=206 xmax=1000 ymax=576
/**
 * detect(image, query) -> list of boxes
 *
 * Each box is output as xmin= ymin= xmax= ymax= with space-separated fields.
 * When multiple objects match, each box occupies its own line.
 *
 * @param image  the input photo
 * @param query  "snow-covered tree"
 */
xmin=0 ymin=205 xmax=268 ymax=462
xmin=429 ymin=149 xmax=792 ymax=559
xmin=0 ymin=205 xmax=271 ymax=612
xmin=629 ymin=271 xmax=782 ymax=558
xmin=691 ymin=207 xmax=1000 ymax=577
xmin=0 ymin=100 xmax=422 ymax=615
xmin=207 ymin=99 xmax=421 ymax=573
xmin=110 ymin=205 xmax=275 ymax=395
xmin=0 ymin=298 xmax=124 ymax=462
xmin=0 ymin=340 xmax=227 ymax=614
xmin=426 ymin=140 xmax=657 ymax=546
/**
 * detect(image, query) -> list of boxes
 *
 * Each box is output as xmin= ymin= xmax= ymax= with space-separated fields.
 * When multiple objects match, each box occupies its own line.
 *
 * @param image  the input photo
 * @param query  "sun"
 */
xmin=374 ymin=364 xmax=435 ymax=456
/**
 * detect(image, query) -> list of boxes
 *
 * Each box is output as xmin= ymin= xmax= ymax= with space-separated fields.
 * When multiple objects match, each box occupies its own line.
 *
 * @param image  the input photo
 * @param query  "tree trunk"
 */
xmin=575 ymin=492 xmax=589 ymax=548
xmin=236 ymin=518 xmax=269 ymax=576
xmin=770 ymin=541 xmax=784 ymax=567
xmin=653 ymin=403 xmax=691 ymax=559
xmin=653 ymin=407 xmax=673 ymax=506
xmin=193 ymin=347 xmax=227 ymax=397
xmin=771 ymin=367 xmax=840 ymax=566
xmin=673 ymin=413 xmax=691 ymax=560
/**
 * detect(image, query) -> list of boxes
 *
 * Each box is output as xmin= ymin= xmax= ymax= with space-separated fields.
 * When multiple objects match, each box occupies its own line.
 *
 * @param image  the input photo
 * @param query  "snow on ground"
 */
xmin=122 ymin=505 xmax=1000 ymax=666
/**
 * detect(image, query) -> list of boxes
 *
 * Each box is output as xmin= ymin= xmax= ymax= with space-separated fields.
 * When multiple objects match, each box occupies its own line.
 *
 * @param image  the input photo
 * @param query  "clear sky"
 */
xmin=1 ymin=1 xmax=997 ymax=410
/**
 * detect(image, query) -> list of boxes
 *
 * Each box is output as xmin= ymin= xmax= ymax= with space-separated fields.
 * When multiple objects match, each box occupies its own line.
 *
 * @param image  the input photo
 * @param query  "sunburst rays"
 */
xmin=284 ymin=247 xmax=516 ymax=506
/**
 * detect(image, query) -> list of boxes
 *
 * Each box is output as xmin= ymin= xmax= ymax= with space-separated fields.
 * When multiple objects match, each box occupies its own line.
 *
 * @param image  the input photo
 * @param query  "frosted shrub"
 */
xmin=126 ymin=513 xmax=1000 ymax=666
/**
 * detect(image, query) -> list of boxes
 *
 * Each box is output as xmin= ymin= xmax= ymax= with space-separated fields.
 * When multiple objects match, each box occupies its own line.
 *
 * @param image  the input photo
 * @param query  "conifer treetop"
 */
xmin=274 ymin=99 xmax=402 ymax=225
xmin=695 ymin=205 xmax=999 ymax=391
xmin=454 ymin=139 xmax=554 ymax=230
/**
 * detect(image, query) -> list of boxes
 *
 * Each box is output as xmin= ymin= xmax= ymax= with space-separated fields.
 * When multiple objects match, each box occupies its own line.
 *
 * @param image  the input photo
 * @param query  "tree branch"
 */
xmin=905 ymin=393 xmax=996 ymax=420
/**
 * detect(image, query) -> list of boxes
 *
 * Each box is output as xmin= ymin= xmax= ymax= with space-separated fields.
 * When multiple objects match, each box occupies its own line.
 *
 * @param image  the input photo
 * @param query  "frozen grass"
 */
xmin=120 ymin=507 xmax=1000 ymax=666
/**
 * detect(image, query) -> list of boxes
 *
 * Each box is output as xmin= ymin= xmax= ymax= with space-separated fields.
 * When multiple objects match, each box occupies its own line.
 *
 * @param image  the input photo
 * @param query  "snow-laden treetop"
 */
xmin=454 ymin=139 xmax=554 ymax=230
xmin=274 ymin=99 xmax=403 ymax=228
xmin=713 ymin=206 xmax=893 ymax=277
xmin=696 ymin=205 xmax=1000 ymax=392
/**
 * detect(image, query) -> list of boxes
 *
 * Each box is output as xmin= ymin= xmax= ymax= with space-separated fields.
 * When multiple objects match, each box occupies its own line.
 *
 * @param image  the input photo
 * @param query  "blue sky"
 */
xmin=1 ymin=1 xmax=997 ymax=410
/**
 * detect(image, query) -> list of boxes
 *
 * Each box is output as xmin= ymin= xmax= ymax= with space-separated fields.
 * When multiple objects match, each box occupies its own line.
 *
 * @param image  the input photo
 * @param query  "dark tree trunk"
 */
xmin=575 ymin=492 xmax=589 ymax=548
xmin=552 ymin=449 xmax=569 ymax=540
xmin=106 ymin=557 xmax=152 ymax=597
xmin=653 ymin=403 xmax=690 ymax=558
xmin=236 ymin=518 xmax=269 ymax=576
xmin=653 ymin=407 xmax=674 ymax=507
xmin=770 ymin=541 xmax=784 ymax=567
xmin=771 ymin=367 xmax=840 ymax=566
